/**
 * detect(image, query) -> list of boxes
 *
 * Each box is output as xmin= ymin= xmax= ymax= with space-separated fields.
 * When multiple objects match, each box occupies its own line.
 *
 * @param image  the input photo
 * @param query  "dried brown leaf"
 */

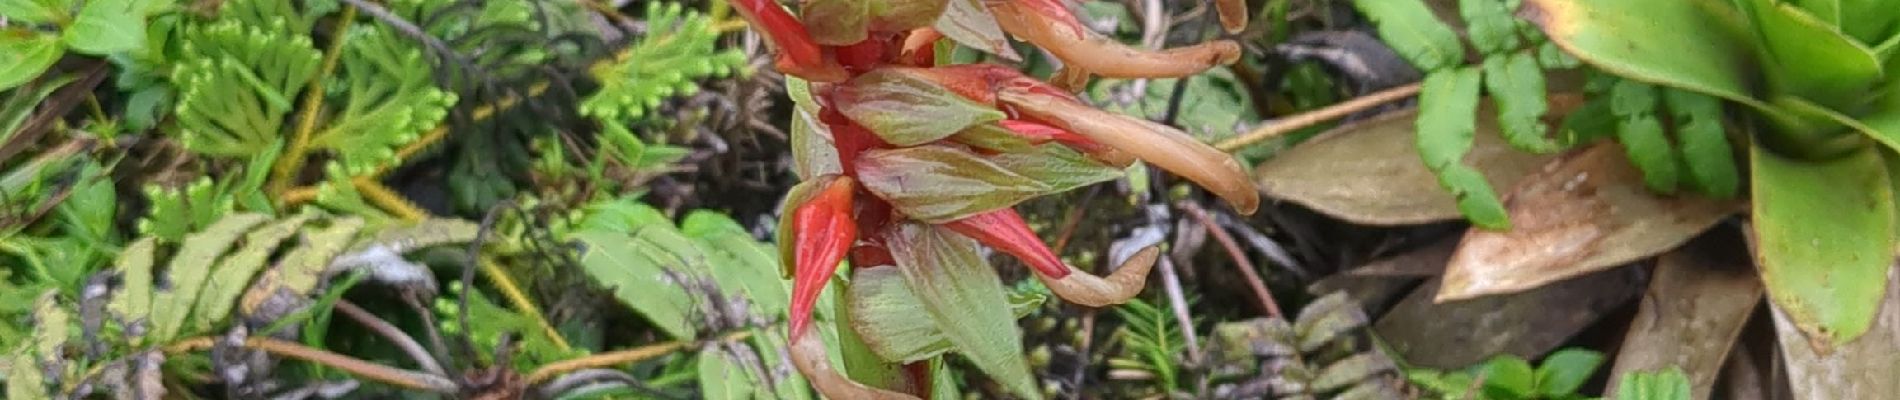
xmin=1771 ymin=266 xmax=1900 ymax=399
xmin=1376 ymin=269 xmax=1644 ymax=368
xmin=1437 ymin=143 xmax=1740 ymax=301
xmin=1605 ymin=243 xmax=1763 ymax=400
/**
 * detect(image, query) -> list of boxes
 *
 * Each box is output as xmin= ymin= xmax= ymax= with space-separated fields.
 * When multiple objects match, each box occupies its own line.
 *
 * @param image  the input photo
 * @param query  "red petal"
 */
xmin=943 ymin=209 xmax=1072 ymax=279
xmin=790 ymin=177 xmax=859 ymax=340
xmin=733 ymin=0 xmax=848 ymax=81
xmin=998 ymin=120 xmax=1108 ymax=152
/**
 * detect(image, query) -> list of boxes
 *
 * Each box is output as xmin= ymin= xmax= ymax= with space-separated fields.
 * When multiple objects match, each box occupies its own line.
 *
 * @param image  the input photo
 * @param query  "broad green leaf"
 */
xmin=1790 ymin=0 xmax=1840 ymax=26
xmin=1477 ymin=356 xmax=1536 ymax=398
xmin=1352 ymin=0 xmax=1465 ymax=70
xmin=1837 ymin=0 xmax=1900 ymax=45
xmin=849 ymin=265 xmax=956 ymax=362
xmin=1523 ymin=0 xmax=1761 ymax=106
xmin=0 ymin=0 xmax=63 ymax=24
xmin=1460 ymin=0 xmax=1522 ymax=54
xmin=683 ymin=210 xmax=790 ymax=317
xmin=1483 ymin=51 xmax=1560 ymax=153
xmin=573 ymin=230 xmax=698 ymax=340
xmin=1611 ymin=79 xmax=1680 ymax=193
xmin=834 ymin=68 xmax=1007 ymax=146
xmin=0 ymin=32 xmax=63 ymax=91
xmin=192 ymin=214 xmax=309 ymax=333
xmin=64 ymin=0 xmax=144 ymax=54
xmin=1751 ymin=144 xmax=1895 ymax=345
xmin=1535 ymin=348 xmax=1604 ymax=397
xmin=573 ymin=198 xmax=673 ymax=233
xmin=803 ymin=0 xmax=869 ymax=45
xmin=886 ymin=222 xmax=1041 ymax=400
xmin=150 ymin=213 xmax=270 ymax=342
xmin=1417 ymin=67 xmax=1511 ymax=229
xmin=1738 ymin=0 xmax=1883 ymax=110
xmin=1615 ymin=367 xmax=1693 ymax=400
xmin=108 ymin=238 xmax=156 ymax=347
xmin=857 ymin=145 xmax=1052 ymax=223
xmin=1662 ymin=88 xmax=1741 ymax=198
xmin=698 ymin=348 xmax=757 ymax=400
xmin=935 ymin=0 xmax=1020 ymax=60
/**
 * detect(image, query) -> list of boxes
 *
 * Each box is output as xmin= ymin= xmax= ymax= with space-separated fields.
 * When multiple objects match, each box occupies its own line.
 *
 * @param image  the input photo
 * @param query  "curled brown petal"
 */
xmin=1000 ymin=87 xmax=1260 ymax=215
xmin=1216 ymin=0 xmax=1248 ymax=34
xmin=990 ymin=0 xmax=1241 ymax=79
xmin=790 ymin=324 xmax=922 ymax=400
xmin=1040 ymin=246 xmax=1160 ymax=307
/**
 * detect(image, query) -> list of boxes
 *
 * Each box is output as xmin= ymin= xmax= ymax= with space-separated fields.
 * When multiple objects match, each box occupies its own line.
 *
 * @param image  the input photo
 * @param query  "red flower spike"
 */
xmin=789 ymin=176 xmax=860 ymax=341
xmin=943 ymin=209 xmax=1072 ymax=279
xmin=732 ymin=0 xmax=848 ymax=81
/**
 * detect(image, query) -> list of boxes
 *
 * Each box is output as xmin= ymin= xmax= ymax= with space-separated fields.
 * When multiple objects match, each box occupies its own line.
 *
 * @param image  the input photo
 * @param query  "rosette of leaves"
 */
xmin=1517 ymin=0 xmax=1900 ymax=348
xmin=1206 ymin=292 xmax=1406 ymax=400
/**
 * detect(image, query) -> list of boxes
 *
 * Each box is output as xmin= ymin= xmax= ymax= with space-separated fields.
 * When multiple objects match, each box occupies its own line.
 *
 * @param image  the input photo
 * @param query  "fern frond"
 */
xmin=168 ymin=21 xmax=322 ymax=156
xmin=309 ymin=24 xmax=458 ymax=176
xmin=579 ymin=2 xmax=747 ymax=124
xmin=136 ymin=177 xmax=236 ymax=241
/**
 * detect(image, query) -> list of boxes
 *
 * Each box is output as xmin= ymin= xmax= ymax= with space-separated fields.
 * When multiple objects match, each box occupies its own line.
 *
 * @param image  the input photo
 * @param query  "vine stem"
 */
xmin=1213 ymin=82 xmax=1422 ymax=152
xmin=166 ymin=336 xmax=458 ymax=393
xmin=271 ymin=5 xmax=359 ymax=198
xmin=524 ymin=330 xmax=752 ymax=384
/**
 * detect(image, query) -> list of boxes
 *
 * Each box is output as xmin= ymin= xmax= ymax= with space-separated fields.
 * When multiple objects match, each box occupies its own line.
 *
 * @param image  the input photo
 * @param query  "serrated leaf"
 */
xmin=1460 ymin=0 xmax=1522 ymax=54
xmin=1417 ymin=67 xmax=1511 ymax=229
xmin=1611 ymin=79 xmax=1680 ymax=193
xmin=834 ymin=68 xmax=1007 ymax=146
xmin=1751 ymin=144 xmax=1894 ymax=346
xmin=857 ymin=145 xmax=1052 ymax=223
xmin=1484 ymin=51 xmax=1561 ymax=153
xmin=150 ymin=213 xmax=270 ymax=342
xmin=935 ymin=0 xmax=1019 ymax=60
xmin=573 ymin=230 xmax=698 ymax=340
xmin=108 ymin=238 xmax=156 ymax=346
xmin=886 ymin=222 xmax=1041 ymax=400
xmin=192 ymin=214 xmax=309 ymax=333
xmin=1535 ymin=348 xmax=1603 ymax=396
xmin=1352 ymin=0 xmax=1465 ymax=70
xmin=64 ymin=0 xmax=144 ymax=54
xmin=0 ymin=32 xmax=63 ymax=91
xmin=1662 ymin=88 xmax=1740 ymax=198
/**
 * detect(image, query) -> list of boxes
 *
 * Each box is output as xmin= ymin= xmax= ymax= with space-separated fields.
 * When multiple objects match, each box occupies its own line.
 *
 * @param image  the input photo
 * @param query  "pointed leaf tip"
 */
xmin=790 ymin=176 xmax=860 ymax=340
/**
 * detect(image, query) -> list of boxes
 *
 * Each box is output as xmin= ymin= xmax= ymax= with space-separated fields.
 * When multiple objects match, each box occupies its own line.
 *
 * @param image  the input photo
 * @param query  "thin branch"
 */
xmin=166 ymin=336 xmax=458 ymax=393
xmin=1178 ymin=201 xmax=1283 ymax=319
xmin=272 ymin=6 xmax=358 ymax=197
xmin=334 ymin=300 xmax=447 ymax=376
xmin=525 ymin=330 xmax=752 ymax=384
xmin=1213 ymin=82 xmax=1422 ymax=152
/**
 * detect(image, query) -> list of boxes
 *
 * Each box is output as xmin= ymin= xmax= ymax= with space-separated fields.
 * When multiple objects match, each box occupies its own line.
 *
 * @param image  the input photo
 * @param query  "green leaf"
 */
xmin=193 ymin=214 xmax=309 ymax=333
xmin=1460 ymin=0 xmax=1522 ymax=54
xmin=857 ymin=145 xmax=1053 ymax=223
xmin=1523 ymin=0 xmax=1761 ymax=106
xmin=1477 ymin=356 xmax=1536 ymax=399
xmin=1737 ymin=0 xmax=1884 ymax=111
xmin=803 ymin=0 xmax=869 ymax=45
xmin=1535 ymin=348 xmax=1605 ymax=397
xmin=1417 ymin=67 xmax=1511 ymax=229
xmin=1751 ymin=144 xmax=1895 ymax=346
xmin=1611 ymin=79 xmax=1681 ymax=193
xmin=1352 ymin=0 xmax=1466 ymax=70
xmin=0 ymin=0 xmax=64 ymax=24
xmin=5 ymin=351 xmax=47 ymax=400
xmin=1662 ymin=88 xmax=1741 ymax=198
xmin=28 ymin=290 xmax=66 ymax=374
xmin=849 ymin=265 xmax=956 ymax=362
xmin=63 ymin=0 xmax=144 ymax=54
xmin=1791 ymin=0 xmax=1840 ymax=26
xmin=150 ymin=213 xmax=270 ymax=342
xmin=1615 ymin=367 xmax=1692 ymax=400
xmin=934 ymin=0 xmax=1019 ymax=60
xmin=697 ymin=348 xmax=757 ymax=400
xmin=107 ymin=238 xmax=156 ymax=347
xmin=1837 ymin=0 xmax=1900 ymax=45
xmin=1483 ymin=51 xmax=1560 ymax=153
xmin=886 ymin=222 xmax=1041 ymax=400
xmin=989 ymin=144 xmax=1124 ymax=192
xmin=0 ymin=32 xmax=64 ymax=91
xmin=573 ymin=230 xmax=698 ymax=340
xmin=170 ymin=22 xmax=321 ymax=157
xmin=579 ymin=2 xmax=745 ymax=124
xmin=835 ymin=68 xmax=1007 ymax=146
xmin=311 ymin=24 xmax=458 ymax=175
xmin=682 ymin=211 xmax=790 ymax=317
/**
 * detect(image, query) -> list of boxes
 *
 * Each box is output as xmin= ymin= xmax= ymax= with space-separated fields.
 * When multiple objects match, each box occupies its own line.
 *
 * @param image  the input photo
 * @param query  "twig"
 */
xmin=1214 ymin=82 xmax=1422 ymax=152
xmin=1178 ymin=201 xmax=1283 ymax=319
xmin=1154 ymin=257 xmax=1203 ymax=363
xmin=334 ymin=300 xmax=447 ymax=376
xmin=272 ymin=5 xmax=358 ymax=197
xmin=524 ymin=330 xmax=752 ymax=384
xmin=166 ymin=336 xmax=458 ymax=393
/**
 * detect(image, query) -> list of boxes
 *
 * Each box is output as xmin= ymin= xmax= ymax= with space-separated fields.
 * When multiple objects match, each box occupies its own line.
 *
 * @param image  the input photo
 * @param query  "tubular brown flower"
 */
xmin=989 ymin=0 xmax=1242 ymax=79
